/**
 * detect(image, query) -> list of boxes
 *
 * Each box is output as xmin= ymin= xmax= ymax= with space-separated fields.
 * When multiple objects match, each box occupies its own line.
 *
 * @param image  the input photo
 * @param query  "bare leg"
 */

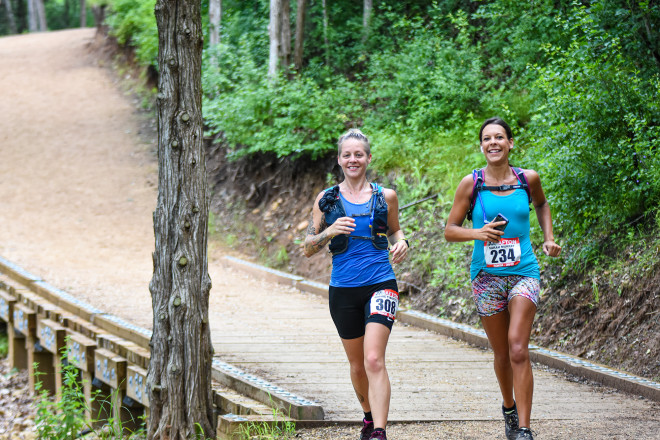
xmin=481 ymin=310 xmax=515 ymax=409
xmin=363 ymin=322 xmax=391 ymax=430
xmin=507 ymin=296 xmax=536 ymax=428
xmin=340 ymin=336 xmax=371 ymax=412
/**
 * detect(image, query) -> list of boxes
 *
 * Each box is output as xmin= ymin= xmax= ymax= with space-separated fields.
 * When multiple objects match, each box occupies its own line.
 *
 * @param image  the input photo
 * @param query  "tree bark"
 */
xmin=321 ymin=0 xmax=329 ymax=66
xmin=2 ymin=0 xmax=17 ymax=34
xmin=148 ymin=0 xmax=215 ymax=437
xmin=27 ymin=0 xmax=37 ymax=32
xmin=268 ymin=0 xmax=281 ymax=78
xmin=80 ymin=0 xmax=86 ymax=27
xmin=35 ymin=0 xmax=46 ymax=31
xmin=208 ymin=0 xmax=221 ymax=47
xmin=279 ymin=0 xmax=291 ymax=72
xmin=294 ymin=0 xmax=306 ymax=72
xmin=362 ymin=0 xmax=372 ymax=43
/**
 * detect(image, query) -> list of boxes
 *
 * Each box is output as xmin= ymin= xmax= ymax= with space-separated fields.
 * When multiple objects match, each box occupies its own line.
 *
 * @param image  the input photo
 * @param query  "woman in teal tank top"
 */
xmin=445 ymin=117 xmax=561 ymax=440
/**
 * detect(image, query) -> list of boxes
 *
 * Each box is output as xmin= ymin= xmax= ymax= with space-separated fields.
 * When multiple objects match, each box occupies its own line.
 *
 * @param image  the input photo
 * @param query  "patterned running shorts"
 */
xmin=471 ymin=271 xmax=540 ymax=317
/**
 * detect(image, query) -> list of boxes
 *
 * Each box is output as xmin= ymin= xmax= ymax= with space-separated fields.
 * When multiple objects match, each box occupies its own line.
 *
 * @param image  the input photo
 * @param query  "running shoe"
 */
xmin=369 ymin=429 xmax=387 ymax=440
xmin=513 ymin=427 xmax=535 ymax=439
xmin=502 ymin=402 xmax=519 ymax=439
xmin=360 ymin=419 xmax=374 ymax=440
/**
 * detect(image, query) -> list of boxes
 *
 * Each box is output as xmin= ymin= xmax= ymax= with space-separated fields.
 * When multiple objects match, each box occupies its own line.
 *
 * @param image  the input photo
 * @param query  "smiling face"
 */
xmin=338 ymin=138 xmax=372 ymax=178
xmin=480 ymin=123 xmax=514 ymax=164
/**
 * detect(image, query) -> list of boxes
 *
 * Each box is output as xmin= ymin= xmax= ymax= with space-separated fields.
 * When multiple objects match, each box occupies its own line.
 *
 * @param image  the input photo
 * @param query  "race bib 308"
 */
xmin=484 ymin=238 xmax=521 ymax=268
xmin=369 ymin=289 xmax=399 ymax=321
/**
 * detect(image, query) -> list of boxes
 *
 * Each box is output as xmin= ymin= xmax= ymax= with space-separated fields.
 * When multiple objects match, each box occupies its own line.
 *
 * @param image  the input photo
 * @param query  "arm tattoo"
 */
xmin=304 ymin=213 xmax=331 ymax=255
xmin=306 ymin=213 xmax=316 ymax=236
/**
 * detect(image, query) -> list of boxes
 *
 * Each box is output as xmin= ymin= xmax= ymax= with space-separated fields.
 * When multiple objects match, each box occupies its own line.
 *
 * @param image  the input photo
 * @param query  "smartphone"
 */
xmin=491 ymin=213 xmax=509 ymax=232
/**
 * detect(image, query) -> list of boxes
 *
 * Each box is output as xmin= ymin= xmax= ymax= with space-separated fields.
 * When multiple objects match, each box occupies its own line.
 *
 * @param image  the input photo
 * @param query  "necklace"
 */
xmin=342 ymin=181 xmax=370 ymax=202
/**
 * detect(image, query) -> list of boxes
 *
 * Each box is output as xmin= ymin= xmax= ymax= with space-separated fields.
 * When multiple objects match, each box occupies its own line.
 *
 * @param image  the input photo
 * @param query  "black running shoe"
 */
xmin=360 ymin=418 xmax=374 ymax=440
xmin=502 ymin=402 xmax=519 ymax=440
xmin=369 ymin=429 xmax=387 ymax=440
xmin=513 ymin=427 xmax=534 ymax=440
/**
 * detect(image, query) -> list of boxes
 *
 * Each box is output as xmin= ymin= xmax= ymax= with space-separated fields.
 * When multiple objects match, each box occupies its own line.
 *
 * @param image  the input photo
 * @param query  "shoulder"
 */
xmin=457 ymin=173 xmax=475 ymax=196
xmin=381 ymin=187 xmax=398 ymax=204
xmin=520 ymin=168 xmax=541 ymax=186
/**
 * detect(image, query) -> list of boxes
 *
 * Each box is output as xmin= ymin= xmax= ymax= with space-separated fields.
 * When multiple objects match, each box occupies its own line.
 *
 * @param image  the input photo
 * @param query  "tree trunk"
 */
xmin=362 ymin=0 xmax=372 ymax=43
xmin=80 ymin=0 xmax=86 ymax=27
xmin=279 ymin=0 xmax=291 ymax=72
xmin=148 ymin=0 xmax=215 ymax=437
xmin=35 ymin=0 xmax=46 ymax=30
xmin=208 ymin=0 xmax=221 ymax=47
xmin=294 ymin=0 xmax=306 ymax=72
xmin=27 ymin=0 xmax=37 ymax=32
xmin=91 ymin=4 xmax=107 ymax=33
xmin=321 ymin=0 xmax=329 ymax=66
xmin=2 ymin=0 xmax=17 ymax=34
xmin=268 ymin=0 xmax=281 ymax=78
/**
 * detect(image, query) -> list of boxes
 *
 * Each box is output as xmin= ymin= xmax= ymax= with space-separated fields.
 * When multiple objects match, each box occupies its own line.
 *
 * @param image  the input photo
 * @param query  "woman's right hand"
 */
xmin=326 ymin=216 xmax=355 ymax=237
xmin=476 ymin=221 xmax=506 ymax=243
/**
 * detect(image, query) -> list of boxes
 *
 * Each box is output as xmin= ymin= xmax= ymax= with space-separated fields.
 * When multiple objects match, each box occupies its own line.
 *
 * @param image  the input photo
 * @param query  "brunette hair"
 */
xmin=479 ymin=117 xmax=513 ymax=142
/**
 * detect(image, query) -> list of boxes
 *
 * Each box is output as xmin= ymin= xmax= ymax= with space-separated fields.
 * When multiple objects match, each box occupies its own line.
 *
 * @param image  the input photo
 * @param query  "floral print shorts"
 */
xmin=471 ymin=271 xmax=540 ymax=317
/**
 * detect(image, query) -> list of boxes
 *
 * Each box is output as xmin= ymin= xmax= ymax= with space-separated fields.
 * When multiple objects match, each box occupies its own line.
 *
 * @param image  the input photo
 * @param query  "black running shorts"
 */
xmin=328 ymin=279 xmax=399 ymax=339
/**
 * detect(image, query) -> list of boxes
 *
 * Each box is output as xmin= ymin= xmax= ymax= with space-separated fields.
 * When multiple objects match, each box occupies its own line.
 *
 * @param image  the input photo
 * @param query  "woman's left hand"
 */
xmin=390 ymin=239 xmax=408 ymax=264
xmin=543 ymin=240 xmax=561 ymax=257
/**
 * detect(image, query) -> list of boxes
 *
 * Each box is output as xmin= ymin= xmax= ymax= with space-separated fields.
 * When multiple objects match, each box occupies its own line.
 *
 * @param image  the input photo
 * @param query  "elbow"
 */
xmin=302 ymin=242 xmax=314 ymax=258
xmin=444 ymin=227 xmax=454 ymax=242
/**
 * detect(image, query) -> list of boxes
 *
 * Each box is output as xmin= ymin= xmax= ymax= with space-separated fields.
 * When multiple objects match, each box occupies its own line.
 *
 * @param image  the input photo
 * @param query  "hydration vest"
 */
xmin=318 ymin=183 xmax=389 ymax=256
xmin=467 ymin=166 xmax=532 ymax=222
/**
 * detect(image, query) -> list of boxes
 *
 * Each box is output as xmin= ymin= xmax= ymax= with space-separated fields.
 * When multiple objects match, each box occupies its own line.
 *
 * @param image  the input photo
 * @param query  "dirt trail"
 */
xmin=1 ymin=29 xmax=659 ymax=439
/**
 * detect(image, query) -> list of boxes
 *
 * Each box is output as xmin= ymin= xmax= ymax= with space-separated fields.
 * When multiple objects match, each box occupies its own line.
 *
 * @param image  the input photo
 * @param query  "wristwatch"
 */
xmin=399 ymin=238 xmax=410 ymax=248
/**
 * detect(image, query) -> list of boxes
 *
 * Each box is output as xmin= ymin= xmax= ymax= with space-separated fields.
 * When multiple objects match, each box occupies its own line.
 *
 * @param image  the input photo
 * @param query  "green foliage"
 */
xmin=236 ymin=396 xmax=296 ymax=440
xmin=34 ymin=360 xmax=90 ymax=439
xmin=203 ymin=40 xmax=361 ymax=160
xmin=529 ymin=2 xmax=660 ymax=261
xmin=105 ymin=0 xmax=158 ymax=67
xmin=34 ymin=344 xmax=146 ymax=439
xmin=0 ymin=330 xmax=7 ymax=358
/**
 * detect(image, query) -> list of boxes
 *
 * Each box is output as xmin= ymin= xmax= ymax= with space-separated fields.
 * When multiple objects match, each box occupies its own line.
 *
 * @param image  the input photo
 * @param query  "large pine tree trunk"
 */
xmin=208 ymin=0 xmax=221 ymax=47
xmin=294 ymin=0 xmax=306 ymax=72
xmin=148 ymin=0 xmax=215 ymax=437
xmin=268 ymin=0 xmax=281 ymax=77
xmin=2 ymin=0 xmax=17 ymax=34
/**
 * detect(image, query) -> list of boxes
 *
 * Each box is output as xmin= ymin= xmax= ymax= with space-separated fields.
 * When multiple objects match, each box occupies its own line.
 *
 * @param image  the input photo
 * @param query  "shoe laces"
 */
xmin=516 ymin=427 xmax=536 ymax=439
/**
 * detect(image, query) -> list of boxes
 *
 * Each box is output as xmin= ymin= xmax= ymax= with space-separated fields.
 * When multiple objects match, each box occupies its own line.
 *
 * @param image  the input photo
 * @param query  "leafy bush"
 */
xmin=105 ymin=0 xmax=158 ymax=67
xmin=203 ymin=39 xmax=362 ymax=160
xmin=529 ymin=3 xmax=660 ymax=255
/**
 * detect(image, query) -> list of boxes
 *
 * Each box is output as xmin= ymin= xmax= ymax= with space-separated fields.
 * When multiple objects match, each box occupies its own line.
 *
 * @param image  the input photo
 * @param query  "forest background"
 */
xmin=1 ymin=0 xmax=659 ymax=381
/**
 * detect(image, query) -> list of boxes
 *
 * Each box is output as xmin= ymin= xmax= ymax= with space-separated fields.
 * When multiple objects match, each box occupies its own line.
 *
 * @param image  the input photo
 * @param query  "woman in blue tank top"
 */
xmin=445 ymin=117 xmax=561 ymax=440
xmin=304 ymin=129 xmax=409 ymax=440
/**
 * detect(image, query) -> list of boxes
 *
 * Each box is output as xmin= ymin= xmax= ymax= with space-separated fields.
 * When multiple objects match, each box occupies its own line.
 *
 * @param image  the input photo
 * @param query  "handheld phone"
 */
xmin=491 ymin=213 xmax=509 ymax=232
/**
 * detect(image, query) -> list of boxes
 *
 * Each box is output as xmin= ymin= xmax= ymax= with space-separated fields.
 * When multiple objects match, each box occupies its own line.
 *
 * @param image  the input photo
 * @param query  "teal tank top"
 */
xmin=470 ymin=188 xmax=540 ymax=280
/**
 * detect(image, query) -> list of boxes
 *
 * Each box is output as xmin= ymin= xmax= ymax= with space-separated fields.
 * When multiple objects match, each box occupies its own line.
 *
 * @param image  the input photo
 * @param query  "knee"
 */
xmin=364 ymin=352 xmax=385 ymax=374
xmin=508 ymin=341 xmax=529 ymax=365
xmin=349 ymin=359 xmax=367 ymax=377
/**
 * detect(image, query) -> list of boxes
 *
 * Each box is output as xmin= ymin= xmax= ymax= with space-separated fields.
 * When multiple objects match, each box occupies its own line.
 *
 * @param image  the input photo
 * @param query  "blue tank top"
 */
xmin=330 ymin=193 xmax=396 ymax=287
xmin=470 ymin=188 xmax=539 ymax=280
